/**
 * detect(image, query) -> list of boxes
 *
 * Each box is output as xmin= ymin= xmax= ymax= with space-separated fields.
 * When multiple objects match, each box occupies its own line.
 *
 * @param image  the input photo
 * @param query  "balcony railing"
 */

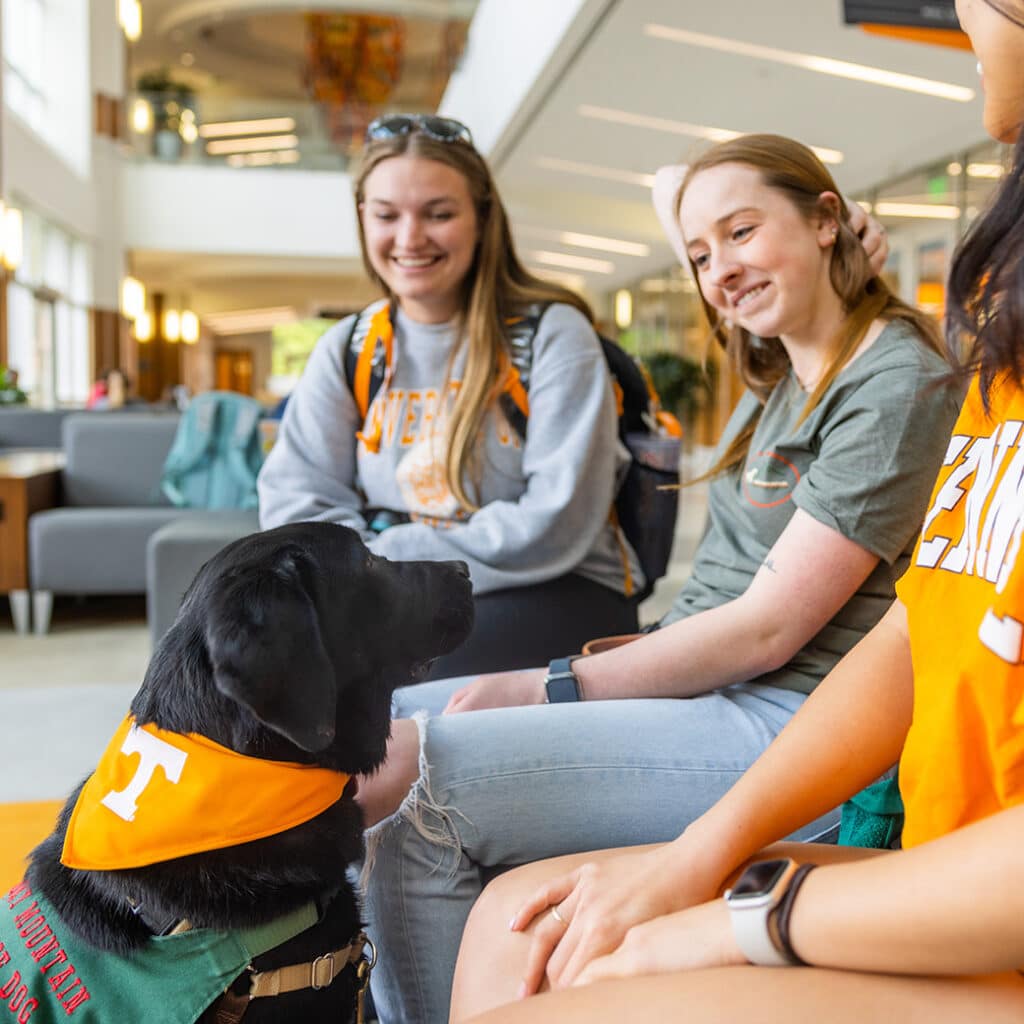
xmin=124 ymin=91 xmax=391 ymax=172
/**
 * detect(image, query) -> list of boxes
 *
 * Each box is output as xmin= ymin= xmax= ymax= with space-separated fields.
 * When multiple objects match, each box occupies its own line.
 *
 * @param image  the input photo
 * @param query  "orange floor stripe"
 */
xmin=0 ymin=800 xmax=63 ymax=892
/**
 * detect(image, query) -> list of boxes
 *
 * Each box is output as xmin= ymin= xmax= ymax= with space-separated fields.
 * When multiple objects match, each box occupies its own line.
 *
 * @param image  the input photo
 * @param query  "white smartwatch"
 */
xmin=723 ymin=858 xmax=801 ymax=967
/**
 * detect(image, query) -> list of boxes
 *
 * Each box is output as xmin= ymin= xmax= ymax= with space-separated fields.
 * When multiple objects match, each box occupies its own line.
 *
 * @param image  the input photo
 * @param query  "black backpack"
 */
xmin=343 ymin=301 xmax=682 ymax=600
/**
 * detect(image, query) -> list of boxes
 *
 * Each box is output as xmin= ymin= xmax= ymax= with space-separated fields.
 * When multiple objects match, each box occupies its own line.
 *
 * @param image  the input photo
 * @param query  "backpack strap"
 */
xmin=343 ymin=300 xmax=394 ymax=454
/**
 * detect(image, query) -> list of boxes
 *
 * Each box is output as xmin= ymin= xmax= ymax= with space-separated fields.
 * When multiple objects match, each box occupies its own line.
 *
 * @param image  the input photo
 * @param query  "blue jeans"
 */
xmin=361 ymin=677 xmax=838 ymax=1024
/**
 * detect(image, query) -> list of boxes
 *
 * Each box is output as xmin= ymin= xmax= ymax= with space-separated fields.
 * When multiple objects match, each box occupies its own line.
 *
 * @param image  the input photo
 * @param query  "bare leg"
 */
xmin=459 ymin=965 xmax=1024 ymax=1024
xmin=450 ymin=841 xmax=889 ymax=1022
xmin=356 ymin=718 xmax=421 ymax=827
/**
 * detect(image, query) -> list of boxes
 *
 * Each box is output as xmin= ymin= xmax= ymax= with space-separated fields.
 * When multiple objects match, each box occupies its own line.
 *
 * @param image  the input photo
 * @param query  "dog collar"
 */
xmin=61 ymin=716 xmax=350 ymax=871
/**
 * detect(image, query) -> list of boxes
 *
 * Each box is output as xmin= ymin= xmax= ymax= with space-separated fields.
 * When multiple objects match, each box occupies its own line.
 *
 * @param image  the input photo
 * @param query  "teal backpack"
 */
xmin=160 ymin=391 xmax=264 ymax=509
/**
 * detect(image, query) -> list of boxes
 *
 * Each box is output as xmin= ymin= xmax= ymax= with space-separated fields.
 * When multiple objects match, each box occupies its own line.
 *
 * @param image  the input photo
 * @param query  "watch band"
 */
xmin=724 ymin=859 xmax=801 ymax=967
xmin=544 ymin=656 xmax=583 ymax=703
xmin=772 ymin=863 xmax=816 ymax=966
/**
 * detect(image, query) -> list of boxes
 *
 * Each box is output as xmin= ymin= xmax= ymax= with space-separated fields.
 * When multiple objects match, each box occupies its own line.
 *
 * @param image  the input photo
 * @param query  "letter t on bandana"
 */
xmin=61 ymin=717 xmax=349 ymax=870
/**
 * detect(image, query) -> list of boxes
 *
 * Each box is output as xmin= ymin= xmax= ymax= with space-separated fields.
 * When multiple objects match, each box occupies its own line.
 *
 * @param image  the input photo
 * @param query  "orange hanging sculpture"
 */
xmin=304 ymin=13 xmax=406 ymax=152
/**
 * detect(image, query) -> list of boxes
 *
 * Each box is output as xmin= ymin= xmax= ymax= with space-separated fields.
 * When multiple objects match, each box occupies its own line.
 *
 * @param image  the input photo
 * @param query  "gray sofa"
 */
xmin=0 ymin=407 xmax=74 ymax=452
xmin=146 ymin=509 xmax=259 ymax=646
xmin=27 ymin=413 xmax=186 ymax=633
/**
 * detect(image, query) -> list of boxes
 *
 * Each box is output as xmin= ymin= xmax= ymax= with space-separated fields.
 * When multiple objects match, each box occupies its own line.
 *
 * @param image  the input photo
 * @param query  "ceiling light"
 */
xmin=163 ymin=309 xmax=181 ymax=342
xmin=874 ymin=202 xmax=960 ymax=220
xmin=528 ymin=268 xmax=587 ymax=293
xmin=530 ymin=250 xmax=615 ymax=274
xmin=130 ymin=97 xmax=153 ymax=134
xmin=518 ymin=225 xmax=650 ymax=256
xmin=967 ymin=162 xmax=1003 ymax=179
xmin=644 ymin=24 xmax=975 ymax=102
xmin=199 ymin=118 xmax=297 ymax=139
xmin=118 ymin=0 xmax=141 ymax=42
xmin=579 ymin=104 xmax=844 ymax=165
xmin=226 ymin=150 xmax=301 ymax=168
xmin=536 ymin=157 xmax=656 ymax=189
xmin=120 ymin=276 xmax=145 ymax=320
xmin=560 ymin=231 xmax=650 ymax=257
xmin=1 ymin=206 xmax=23 ymax=271
xmin=614 ymin=290 xmax=633 ymax=329
xmin=947 ymin=161 xmax=963 ymax=176
xmin=181 ymin=310 xmax=200 ymax=344
xmin=202 ymin=306 xmax=298 ymax=335
xmin=206 ymin=134 xmax=298 ymax=156
xmin=134 ymin=310 xmax=153 ymax=342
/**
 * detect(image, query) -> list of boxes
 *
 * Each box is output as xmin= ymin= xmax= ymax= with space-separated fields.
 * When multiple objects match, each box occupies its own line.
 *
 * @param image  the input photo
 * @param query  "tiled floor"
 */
xmin=0 ymin=479 xmax=708 ymax=806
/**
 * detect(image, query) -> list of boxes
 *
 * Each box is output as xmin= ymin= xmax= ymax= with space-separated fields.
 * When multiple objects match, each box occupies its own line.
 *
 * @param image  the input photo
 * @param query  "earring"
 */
xmin=977 ymin=61 xmax=983 ymax=76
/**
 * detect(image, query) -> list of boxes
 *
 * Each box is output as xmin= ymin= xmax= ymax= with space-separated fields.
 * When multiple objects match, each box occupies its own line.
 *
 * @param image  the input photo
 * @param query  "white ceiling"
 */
xmin=489 ymin=0 xmax=984 ymax=292
xmin=131 ymin=0 xmax=987 ymax=306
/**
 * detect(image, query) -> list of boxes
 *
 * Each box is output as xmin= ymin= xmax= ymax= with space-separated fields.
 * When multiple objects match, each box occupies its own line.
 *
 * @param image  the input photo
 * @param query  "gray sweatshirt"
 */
xmin=257 ymin=302 xmax=641 ymax=595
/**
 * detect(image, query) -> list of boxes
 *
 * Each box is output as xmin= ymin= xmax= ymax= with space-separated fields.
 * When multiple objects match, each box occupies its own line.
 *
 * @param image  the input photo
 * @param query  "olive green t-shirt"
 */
xmin=661 ymin=322 xmax=962 ymax=694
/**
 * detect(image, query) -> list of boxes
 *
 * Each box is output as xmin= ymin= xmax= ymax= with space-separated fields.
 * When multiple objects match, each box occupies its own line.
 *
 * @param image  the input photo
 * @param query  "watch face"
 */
xmin=729 ymin=859 xmax=790 ymax=899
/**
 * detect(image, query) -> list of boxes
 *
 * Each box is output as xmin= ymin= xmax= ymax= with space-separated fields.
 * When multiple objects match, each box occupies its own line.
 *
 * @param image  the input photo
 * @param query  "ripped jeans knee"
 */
xmin=362 ymin=710 xmax=468 ymax=886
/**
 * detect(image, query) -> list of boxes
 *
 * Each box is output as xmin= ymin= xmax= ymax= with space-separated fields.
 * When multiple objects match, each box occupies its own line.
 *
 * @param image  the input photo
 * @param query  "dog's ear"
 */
xmin=205 ymin=549 xmax=337 ymax=752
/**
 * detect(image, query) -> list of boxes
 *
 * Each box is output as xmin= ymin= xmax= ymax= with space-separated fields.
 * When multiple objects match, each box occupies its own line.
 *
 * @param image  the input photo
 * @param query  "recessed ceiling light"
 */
xmin=206 ymin=134 xmax=298 ymax=155
xmin=535 ymin=157 xmax=655 ymax=188
xmin=199 ymin=117 xmax=297 ymax=139
xmin=644 ymin=24 xmax=976 ymax=102
xmin=874 ymin=202 xmax=960 ymax=220
xmin=529 ymin=250 xmax=616 ymax=274
xmin=579 ymin=104 xmax=844 ymax=165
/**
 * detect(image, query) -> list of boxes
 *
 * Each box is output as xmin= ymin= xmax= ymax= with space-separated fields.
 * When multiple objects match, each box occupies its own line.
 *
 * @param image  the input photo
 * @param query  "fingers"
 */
xmin=518 ymin=900 xmax=576 ymax=997
xmin=509 ymin=872 xmax=580 ymax=932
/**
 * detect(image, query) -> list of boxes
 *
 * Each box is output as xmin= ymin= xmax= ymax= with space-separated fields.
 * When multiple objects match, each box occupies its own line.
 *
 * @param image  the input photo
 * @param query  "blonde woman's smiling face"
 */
xmin=679 ymin=162 xmax=838 ymax=347
xmin=360 ymin=155 xmax=480 ymax=324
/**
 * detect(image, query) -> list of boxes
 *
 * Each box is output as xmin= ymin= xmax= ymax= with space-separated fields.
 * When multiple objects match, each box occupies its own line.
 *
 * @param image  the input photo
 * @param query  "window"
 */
xmin=6 ymin=207 xmax=93 ymax=405
xmin=3 ymin=0 xmax=46 ymax=131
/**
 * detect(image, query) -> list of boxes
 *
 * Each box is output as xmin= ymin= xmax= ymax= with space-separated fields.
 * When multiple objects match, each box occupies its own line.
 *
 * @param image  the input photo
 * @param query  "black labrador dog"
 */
xmin=21 ymin=522 xmax=473 ymax=1022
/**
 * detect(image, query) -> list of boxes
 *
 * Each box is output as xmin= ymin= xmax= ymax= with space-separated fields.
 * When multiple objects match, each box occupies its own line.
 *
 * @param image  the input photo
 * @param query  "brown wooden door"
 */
xmin=213 ymin=349 xmax=254 ymax=395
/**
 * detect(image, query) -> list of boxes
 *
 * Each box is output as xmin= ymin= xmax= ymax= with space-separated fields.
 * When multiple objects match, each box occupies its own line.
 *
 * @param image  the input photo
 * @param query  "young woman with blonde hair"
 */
xmin=258 ymin=116 xmax=642 ymax=676
xmin=448 ymin=4 xmax=1024 ymax=1020
xmin=353 ymin=131 xmax=961 ymax=1023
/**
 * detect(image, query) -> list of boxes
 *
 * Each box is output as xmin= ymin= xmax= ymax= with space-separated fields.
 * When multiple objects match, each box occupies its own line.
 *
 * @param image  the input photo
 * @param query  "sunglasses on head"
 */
xmin=365 ymin=114 xmax=473 ymax=146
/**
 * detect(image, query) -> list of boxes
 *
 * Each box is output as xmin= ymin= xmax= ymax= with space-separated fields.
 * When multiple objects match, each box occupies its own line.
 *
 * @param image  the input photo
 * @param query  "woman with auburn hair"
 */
xmin=258 ymin=115 xmax=642 ymax=676
xmin=353 ymin=130 xmax=960 ymax=1023
xmin=447 ymin=5 xmax=1024 ymax=1021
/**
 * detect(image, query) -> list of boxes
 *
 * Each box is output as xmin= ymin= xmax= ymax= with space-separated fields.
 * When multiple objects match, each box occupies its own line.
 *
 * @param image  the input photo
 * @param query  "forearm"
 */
xmin=792 ymin=803 xmax=1024 ymax=975
xmin=666 ymin=603 xmax=913 ymax=885
xmin=575 ymin=599 xmax=795 ymax=701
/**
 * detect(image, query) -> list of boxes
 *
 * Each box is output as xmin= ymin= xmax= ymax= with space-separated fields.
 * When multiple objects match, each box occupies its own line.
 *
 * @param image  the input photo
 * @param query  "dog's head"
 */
xmin=134 ymin=522 xmax=473 ymax=774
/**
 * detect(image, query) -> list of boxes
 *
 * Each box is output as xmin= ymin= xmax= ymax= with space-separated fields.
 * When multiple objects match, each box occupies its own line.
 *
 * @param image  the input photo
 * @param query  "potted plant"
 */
xmin=135 ymin=68 xmax=196 ymax=160
xmin=0 ymin=365 xmax=28 ymax=405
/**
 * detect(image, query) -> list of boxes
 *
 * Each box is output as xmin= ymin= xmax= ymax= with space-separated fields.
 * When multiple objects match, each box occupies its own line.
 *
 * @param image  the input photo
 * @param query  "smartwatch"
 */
xmin=544 ymin=656 xmax=583 ymax=703
xmin=723 ymin=858 xmax=801 ymax=966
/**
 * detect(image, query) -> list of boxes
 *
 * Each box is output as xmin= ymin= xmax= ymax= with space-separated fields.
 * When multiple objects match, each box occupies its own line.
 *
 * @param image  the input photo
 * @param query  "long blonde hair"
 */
xmin=354 ymin=131 xmax=593 ymax=510
xmin=676 ymin=134 xmax=944 ymax=477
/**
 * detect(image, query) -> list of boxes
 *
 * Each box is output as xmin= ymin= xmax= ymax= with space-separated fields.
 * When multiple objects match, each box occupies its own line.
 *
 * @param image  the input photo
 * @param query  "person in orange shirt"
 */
xmin=447 ymin=3 xmax=1024 ymax=1021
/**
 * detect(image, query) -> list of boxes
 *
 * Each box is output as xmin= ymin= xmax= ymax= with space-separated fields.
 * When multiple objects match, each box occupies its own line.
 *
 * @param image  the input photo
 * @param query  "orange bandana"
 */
xmin=61 ymin=716 xmax=349 ymax=871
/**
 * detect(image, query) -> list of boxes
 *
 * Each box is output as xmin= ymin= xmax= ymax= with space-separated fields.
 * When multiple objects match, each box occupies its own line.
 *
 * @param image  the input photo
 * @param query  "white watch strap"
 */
xmin=727 ymin=901 xmax=791 ymax=967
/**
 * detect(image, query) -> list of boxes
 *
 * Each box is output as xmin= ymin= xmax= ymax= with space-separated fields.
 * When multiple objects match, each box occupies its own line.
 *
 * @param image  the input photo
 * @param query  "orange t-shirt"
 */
xmin=897 ymin=374 xmax=1024 ymax=848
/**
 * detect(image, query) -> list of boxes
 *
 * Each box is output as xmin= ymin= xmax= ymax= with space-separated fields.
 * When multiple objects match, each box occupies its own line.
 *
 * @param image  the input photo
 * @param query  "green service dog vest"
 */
xmin=0 ymin=879 xmax=318 ymax=1023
